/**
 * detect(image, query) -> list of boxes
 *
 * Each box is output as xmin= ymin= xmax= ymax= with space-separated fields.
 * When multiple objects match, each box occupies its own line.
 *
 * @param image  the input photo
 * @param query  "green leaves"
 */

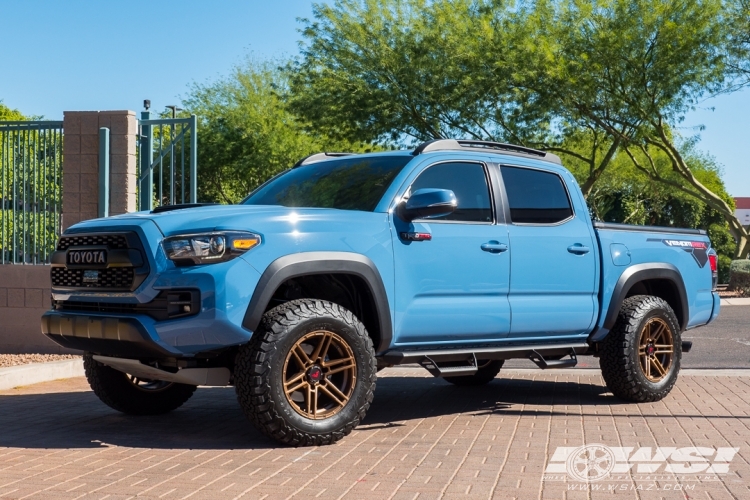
xmin=181 ymin=58 xmax=374 ymax=204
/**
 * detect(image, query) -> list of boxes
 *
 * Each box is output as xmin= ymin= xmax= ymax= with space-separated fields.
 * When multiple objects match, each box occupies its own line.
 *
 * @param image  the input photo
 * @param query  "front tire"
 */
xmin=599 ymin=295 xmax=682 ymax=402
xmin=83 ymin=353 xmax=197 ymax=415
xmin=235 ymin=299 xmax=377 ymax=446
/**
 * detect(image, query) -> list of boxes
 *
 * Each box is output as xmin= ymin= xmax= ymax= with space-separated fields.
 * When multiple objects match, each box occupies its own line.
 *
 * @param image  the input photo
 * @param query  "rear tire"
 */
xmin=235 ymin=299 xmax=377 ymax=446
xmin=599 ymin=295 xmax=681 ymax=402
xmin=443 ymin=360 xmax=504 ymax=386
xmin=83 ymin=353 xmax=197 ymax=415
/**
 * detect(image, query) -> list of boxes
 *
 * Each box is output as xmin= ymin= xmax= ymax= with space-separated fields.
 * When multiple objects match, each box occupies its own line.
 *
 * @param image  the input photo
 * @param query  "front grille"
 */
xmin=57 ymin=234 xmax=128 ymax=251
xmin=52 ymin=232 xmax=148 ymax=291
xmin=53 ymin=290 xmax=200 ymax=321
xmin=51 ymin=267 xmax=135 ymax=288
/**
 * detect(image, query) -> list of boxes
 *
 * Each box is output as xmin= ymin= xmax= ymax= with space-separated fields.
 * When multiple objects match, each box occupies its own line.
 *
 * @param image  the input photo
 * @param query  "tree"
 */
xmin=182 ymin=58 xmax=374 ymax=204
xmin=521 ymin=0 xmax=749 ymax=257
xmin=293 ymin=0 xmax=749 ymax=257
xmin=0 ymin=101 xmax=24 ymax=121
xmin=291 ymin=0 xmax=630 ymax=198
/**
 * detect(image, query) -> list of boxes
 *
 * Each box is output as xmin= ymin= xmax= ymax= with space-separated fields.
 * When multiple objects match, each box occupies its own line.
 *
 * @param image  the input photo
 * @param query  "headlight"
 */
xmin=162 ymin=231 xmax=261 ymax=266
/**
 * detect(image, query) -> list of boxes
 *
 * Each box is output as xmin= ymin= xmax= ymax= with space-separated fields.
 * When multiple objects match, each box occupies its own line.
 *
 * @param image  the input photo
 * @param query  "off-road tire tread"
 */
xmin=235 ymin=299 xmax=377 ymax=446
xmin=599 ymin=295 xmax=681 ymax=403
xmin=83 ymin=353 xmax=197 ymax=415
xmin=443 ymin=360 xmax=504 ymax=386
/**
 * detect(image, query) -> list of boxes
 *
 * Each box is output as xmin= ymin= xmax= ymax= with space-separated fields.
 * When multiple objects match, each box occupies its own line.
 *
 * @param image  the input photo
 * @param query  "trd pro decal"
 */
xmin=647 ymin=238 xmax=709 ymax=268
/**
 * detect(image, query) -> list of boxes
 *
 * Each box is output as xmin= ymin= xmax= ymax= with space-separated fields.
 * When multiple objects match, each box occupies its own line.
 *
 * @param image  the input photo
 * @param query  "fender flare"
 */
xmin=241 ymin=252 xmax=393 ymax=353
xmin=593 ymin=263 xmax=689 ymax=341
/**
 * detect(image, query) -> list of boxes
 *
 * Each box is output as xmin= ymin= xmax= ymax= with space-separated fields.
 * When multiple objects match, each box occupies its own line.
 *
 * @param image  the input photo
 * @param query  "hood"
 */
xmin=103 ymin=204 xmax=380 ymax=237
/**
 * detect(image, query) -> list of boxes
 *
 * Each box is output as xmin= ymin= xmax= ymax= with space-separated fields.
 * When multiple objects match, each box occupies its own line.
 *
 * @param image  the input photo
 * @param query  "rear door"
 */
xmin=499 ymin=165 xmax=597 ymax=339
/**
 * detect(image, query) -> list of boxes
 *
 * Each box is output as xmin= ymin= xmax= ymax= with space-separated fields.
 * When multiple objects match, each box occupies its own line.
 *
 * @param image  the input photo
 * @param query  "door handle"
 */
xmin=481 ymin=241 xmax=508 ymax=254
xmin=567 ymin=244 xmax=590 ymax=255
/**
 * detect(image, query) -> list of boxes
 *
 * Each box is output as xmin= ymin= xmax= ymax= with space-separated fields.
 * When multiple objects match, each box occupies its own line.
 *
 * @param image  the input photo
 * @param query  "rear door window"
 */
xmin=500 ymin=166 xmax=573 ymax=224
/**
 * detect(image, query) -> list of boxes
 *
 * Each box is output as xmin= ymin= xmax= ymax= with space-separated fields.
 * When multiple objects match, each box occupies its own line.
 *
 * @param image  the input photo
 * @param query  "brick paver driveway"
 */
xmin=1 ymin=367 xmax=750 ymax=499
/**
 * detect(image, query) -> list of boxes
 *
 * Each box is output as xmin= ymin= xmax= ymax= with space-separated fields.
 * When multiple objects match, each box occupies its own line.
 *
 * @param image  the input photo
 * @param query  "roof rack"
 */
xmin=412 ymin=139 xmax=561 ymax=165
xmin=293 ymin=152 xmax=355 ymax=168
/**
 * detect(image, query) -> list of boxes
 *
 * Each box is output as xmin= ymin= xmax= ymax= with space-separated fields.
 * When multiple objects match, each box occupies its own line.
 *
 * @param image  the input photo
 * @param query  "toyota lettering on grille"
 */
xmin=67 ymin=250 xmax=107 ymax=265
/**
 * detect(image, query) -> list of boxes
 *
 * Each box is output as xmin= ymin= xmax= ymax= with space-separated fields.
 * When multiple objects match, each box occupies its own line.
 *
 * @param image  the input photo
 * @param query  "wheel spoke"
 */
xmin=311 ymin=331 xmax=333 ymax=362
xmin=319 ymin=382 xmax=348 ymax=408
xmin=644 ymin=354 xmax=651 ymax=378
xmin=306 ymin=384 xmax=318 ymax=418
xmin=326 ymin=358 xmax=356 ymax=376
xmin=292 ymin=345 xmax=312 ymax=369
xmin=284 ymin=374 xmax=308 ymax=395
xmin=651 ymin=357 xmax=667 ymax=377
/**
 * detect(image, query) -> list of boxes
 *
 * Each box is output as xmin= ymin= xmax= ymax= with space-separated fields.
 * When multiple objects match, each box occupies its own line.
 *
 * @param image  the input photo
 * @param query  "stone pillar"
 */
xmin=62 ymin=110 xmax=137 ymax=230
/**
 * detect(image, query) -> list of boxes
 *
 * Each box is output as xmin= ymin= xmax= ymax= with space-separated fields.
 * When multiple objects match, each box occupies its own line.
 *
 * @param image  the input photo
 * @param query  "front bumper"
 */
xmin=45 ymin=221 xmax=264 ymax=359
xmin=44 ymin=259 xmax=262 ymax=360
xmin=42 ymin=312 xmax=177 ymax=358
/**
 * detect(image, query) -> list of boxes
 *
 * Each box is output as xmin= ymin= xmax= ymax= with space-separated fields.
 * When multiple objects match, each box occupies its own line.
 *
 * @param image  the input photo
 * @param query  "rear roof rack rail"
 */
xmin=293 ymin=152 xmax=355 ymax=168
xmin=412 ymin=139 xmax=561 ymax=165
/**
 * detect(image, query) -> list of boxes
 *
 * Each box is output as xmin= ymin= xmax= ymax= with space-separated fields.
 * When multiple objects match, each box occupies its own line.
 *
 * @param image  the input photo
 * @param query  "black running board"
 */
xmin=381 ymin=343 xmax=589 ymax=371
xmin=528 ymin=349 xmax=578 ymax=369
xmin=419 ymin=353 xmax=479 ymax=377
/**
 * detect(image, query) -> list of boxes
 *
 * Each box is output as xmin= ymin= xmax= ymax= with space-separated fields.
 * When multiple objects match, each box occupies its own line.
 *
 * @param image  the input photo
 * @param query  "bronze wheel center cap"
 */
xmin=307 ymin=365 xmax=324 ymax=384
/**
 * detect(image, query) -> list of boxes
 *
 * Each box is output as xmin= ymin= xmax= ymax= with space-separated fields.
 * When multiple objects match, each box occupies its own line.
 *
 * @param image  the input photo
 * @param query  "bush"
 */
xmin=728 ymin=260 xmax=750 ymax=297
xmin=718 ymin=255 xmax=732 ymax=284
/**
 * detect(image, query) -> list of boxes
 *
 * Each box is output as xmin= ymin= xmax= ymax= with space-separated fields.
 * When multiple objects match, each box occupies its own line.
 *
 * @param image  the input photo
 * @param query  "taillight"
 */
xmin=708 ymin=251 xmax=718 ymax=291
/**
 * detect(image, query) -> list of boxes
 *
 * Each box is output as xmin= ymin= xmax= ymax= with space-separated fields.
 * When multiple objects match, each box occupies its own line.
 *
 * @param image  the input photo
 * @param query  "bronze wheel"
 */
xmin=236 ymin=299 xmax=376 ymax=446
xmin=600 ymin=295 xmax=682 ymax=403
xmin=283 ymin=330 xmax=357 ymax=419
xmin=637 ymin=317 xmax=674 ymax=382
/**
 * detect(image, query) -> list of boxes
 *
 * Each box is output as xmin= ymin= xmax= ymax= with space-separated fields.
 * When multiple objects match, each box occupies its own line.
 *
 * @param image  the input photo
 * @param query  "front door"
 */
xmin=391 ymin=161 xmax=511 ymax=346
xmin=500 ymin=165 xmax=597 ymax=339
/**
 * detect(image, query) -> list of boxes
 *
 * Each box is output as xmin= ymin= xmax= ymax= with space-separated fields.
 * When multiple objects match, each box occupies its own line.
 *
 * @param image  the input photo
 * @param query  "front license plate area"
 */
xmin=82 ymin=270 xmax=100 ymax=283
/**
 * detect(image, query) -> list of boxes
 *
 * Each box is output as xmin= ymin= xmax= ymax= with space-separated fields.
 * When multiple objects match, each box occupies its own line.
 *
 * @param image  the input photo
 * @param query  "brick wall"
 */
xmin=0 ymin=265 xmax=73 ymax=354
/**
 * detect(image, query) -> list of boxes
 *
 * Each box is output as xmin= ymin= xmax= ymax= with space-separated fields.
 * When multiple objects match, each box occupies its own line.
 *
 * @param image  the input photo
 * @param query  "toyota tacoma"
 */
xmin=42 ymin=139 xmax=721 ymax=446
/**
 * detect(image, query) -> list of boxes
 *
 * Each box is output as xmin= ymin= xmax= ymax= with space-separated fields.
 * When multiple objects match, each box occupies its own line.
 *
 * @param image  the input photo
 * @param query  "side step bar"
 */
xmin=420 ymin=353 xmax=479 ymax=377
xmin=381 ymin=343 xmax=589 ymax=377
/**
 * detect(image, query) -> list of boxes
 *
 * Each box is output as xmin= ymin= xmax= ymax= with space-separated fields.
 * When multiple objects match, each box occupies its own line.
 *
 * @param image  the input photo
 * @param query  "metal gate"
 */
xmin=0 ymin=120 xmax=63 ymax=264
xmin=138 ymin=112 xmax=197 ymax=211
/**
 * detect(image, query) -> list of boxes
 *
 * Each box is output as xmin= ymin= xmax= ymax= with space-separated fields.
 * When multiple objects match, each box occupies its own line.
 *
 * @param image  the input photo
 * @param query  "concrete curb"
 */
xmin=0 ymin=359 xmax=84 ymax=391
xmin=721 ymin=297 xmax=750 ymax=306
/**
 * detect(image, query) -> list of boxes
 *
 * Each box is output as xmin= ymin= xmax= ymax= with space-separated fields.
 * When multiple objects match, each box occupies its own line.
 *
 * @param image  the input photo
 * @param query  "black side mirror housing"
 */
xmin=399 ymin=188 xmax=457 ymax=222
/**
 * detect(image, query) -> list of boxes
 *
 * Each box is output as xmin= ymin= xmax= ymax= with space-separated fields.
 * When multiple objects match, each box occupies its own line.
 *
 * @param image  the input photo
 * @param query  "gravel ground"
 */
xmin=0 ymin=354 xmax=80 ymax=368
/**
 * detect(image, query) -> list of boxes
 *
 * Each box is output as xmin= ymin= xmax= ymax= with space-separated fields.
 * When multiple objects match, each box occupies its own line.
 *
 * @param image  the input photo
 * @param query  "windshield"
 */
xmin=243 ymin=155 xmax=412 ymax=211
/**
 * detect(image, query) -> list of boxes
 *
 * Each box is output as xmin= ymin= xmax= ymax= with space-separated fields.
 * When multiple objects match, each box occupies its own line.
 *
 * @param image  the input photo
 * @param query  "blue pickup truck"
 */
xmin=42 ymin=139 xmax=720 ymax=446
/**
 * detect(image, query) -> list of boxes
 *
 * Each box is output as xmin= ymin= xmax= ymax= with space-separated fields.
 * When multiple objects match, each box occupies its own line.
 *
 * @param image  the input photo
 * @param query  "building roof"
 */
xmin=736 ymin=197 xmax=750 ymax=210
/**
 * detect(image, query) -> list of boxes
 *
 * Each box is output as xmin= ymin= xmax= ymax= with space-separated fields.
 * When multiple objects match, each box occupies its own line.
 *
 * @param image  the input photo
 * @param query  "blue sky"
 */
xmin=1 ymin=0 xmax=748 ymax=196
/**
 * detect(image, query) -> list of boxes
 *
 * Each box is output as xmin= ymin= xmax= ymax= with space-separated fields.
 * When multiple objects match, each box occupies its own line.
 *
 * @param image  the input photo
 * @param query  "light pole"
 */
xmin=165 ymin=106 xmax=183 ymax=204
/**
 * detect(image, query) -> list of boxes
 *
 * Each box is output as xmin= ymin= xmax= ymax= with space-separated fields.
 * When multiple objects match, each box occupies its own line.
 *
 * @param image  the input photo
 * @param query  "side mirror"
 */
xmin=399 ymin=188 xmax=457 ymax=222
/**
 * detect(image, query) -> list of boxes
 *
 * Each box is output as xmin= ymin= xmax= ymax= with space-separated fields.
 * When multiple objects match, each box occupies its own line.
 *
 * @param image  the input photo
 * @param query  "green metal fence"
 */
xmin=0 ymin=121 xmax=63 ymax=264
xmin=138 ymin=113 xmax=197 ymax=211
